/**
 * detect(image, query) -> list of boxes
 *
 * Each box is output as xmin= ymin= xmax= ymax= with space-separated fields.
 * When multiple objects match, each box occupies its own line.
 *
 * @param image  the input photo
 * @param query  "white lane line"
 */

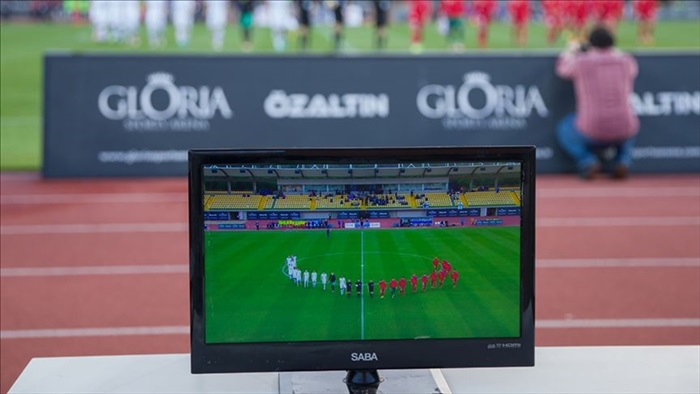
xmin=537 ymin=257 xmax=700 ymax=268
xmin=0 ymin=326 xmax=189 ymax=339
xmin=2 ymin=318 xmax=698 ymax=339
xmin=537 ymin=318 xmax=700 ymax=329
xmin=537 ymin=187 xmax=700 ymax=199
xmin=0 ymin=264 xmax=188 ymax=277
xmin=1 ymin=258 xmax=697 ymax=278
xmin=538 ymin=216 xmax=700 ymax=227
xmin=0 ymin=193 xmax=187 ymax=205
xmin=0 ymin=222 xmax=188 ymax=235
xmin=360 ymin=231 xmax=365 ymax=340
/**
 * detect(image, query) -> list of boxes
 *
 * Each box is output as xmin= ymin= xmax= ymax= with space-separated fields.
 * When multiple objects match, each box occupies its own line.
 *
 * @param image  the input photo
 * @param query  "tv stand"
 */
xmin=344 ymin=369 xmax=382 ymax=394
xmin=278 ymin=368 xmax=444 ymax=393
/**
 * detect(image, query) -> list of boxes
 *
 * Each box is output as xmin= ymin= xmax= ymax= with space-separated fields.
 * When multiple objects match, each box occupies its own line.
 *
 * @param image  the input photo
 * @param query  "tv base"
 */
xmin=279 ymin=369 xmax=445 ymax=393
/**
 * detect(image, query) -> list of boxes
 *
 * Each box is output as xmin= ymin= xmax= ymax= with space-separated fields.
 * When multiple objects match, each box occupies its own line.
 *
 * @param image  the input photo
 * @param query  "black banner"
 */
xmin=43 ymin=53 xmax=700 ymax=177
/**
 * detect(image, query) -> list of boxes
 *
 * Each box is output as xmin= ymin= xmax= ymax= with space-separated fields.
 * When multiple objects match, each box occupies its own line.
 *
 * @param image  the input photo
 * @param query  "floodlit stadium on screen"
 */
xmin=189 ymin=147 xmax=535 ymax=374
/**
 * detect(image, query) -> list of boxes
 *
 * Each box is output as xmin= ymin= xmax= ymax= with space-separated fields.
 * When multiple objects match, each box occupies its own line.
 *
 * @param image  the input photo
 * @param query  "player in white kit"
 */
xmin=267 ymin=0 xmax=293 ymax=52
xmin=172 ymin=0 xmax=196 ymax=48
xmin=89 ymin=0 xmax=110 ymax=43
xmin=339 ymin=276 xmax=346 ymax=295
xmin=145 ymin=0 xmax=168 ymax=48
xmin=295 ymin=268 xmax=302 ymax=286
xmin=303 ymin=270 xmax=310 ymax=288
xmin=320 ymin=272 xmax=328 ymax=290
xmin=205 ymin=0 xmax=229 ymax=51
xmin=311 ymin=271 xmax=317 ymax=287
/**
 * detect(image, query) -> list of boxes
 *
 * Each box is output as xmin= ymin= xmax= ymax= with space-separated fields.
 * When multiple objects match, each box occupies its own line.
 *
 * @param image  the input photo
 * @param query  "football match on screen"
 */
xmin=202 ymin=162 xmax=522 ymax=343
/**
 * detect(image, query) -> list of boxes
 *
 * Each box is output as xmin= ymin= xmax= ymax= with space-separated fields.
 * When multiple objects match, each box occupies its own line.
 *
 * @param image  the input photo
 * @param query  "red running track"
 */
xmin=1 ymin=173 xmax=699 ymax=393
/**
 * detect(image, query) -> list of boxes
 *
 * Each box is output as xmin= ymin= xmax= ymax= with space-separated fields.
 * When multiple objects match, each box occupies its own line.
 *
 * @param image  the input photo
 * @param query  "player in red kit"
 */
xmin=592 ymin=0 xmax=623 ymax=34
xmin=410 ymin=274 xmax=418 ymax=292
xmin=471 ymin=0 xmax=496 ymax=48
xmin=432 ymin=256 xmax=440 ymax=271
xmin=409 ymin=0 xmax=432 ymax=53
xmin=634 ymin=0 xmax=658 ymax=45
xmin=507 ymin=0 xmax=530 ymax=47
xmin=441 ymin=260 xmax=452 ymax=275
xmin=542 ymin=0 xmax=565 ymax=45
xmin=379 ymin=279 xmax=387 ymax=298
xmin=451 ymin=270 xmax=460 ymax=287
xmin=438 ymin=270 xmax=446 ymax=287
xmin=564 ymin=0 xmax=591 ymax=42
xmin=421 ymin=274 xmax=428 ymax=292
xmin=440 ymin=0 xmax=465 ymax=51
xmin=430 ymin=271 xmax=437 ymax=288
xmin=398 ymin=277 xmax=407 ymax=296
xmin=389 ymin=278 xmax=398 ymax=298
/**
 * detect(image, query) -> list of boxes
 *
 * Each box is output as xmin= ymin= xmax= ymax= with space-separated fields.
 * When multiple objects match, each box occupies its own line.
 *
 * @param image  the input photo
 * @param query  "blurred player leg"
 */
xmin=145 ymin=0 xmax=167 ymax=48
xmin=206 ymin=0 xmax=229 ymax=51
xmin=409 ymin=0 xmax=430 ymax=54
xmin=373 ymin=0 xmax=389 ymax=50
xmin=268 ymin=0 xmax=290 ymax=52
xmin=122 ymin=0 xmax=141 ymax=47
xmin=238 ymin=0 xmax=254 ymax=52
xmin=295 ymin=0 xmax=312 ymax=51
xmin=89 ymin=0 xmax=110 ymax=43
xmin=106 ymin=0 xmax=123 ymax=43
xmin=172 ymin=0 xmax=196 ymax=48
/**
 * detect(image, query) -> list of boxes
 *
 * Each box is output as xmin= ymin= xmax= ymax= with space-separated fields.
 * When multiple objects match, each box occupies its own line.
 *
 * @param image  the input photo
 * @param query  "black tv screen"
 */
xmin=189 ymin=147 xmax=535 ymax=374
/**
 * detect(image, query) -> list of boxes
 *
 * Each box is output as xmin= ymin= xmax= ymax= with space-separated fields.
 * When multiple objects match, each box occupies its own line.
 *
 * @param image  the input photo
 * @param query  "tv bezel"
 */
xmin=189 ymin=146 xmax=535 ymax=374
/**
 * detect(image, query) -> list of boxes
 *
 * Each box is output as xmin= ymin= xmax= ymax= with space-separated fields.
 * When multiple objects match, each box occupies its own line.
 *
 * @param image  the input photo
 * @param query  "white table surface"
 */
xmin=9 ymin=346 xmax=700 ymax=394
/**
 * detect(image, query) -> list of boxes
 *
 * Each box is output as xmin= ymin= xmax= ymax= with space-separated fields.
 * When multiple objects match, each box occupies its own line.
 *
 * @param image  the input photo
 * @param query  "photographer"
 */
xmin=555 ymin=25 xmax=639 ymax=179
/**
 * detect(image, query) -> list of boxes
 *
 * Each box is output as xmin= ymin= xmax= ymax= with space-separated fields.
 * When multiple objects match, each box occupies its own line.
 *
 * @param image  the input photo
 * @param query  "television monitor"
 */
xmin=189 ymin=147 xmax=535 ymax=390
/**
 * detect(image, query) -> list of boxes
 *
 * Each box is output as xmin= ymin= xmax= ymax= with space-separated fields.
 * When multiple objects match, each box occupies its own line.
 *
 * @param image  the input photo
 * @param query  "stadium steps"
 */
xmin=204 ymin=195 xmax=214 ymax=210
xmin=460 ymin=195 xmax=468 ymax=206
xmin=510 ymin=191 xmax=521 ymax=205
xmin=258 ymin=196 xmax=269 ymax=210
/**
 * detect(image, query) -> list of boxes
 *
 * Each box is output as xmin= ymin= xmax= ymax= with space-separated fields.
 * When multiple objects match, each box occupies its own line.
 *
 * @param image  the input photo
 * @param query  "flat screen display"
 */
xmin=189 ymin=147 xmax=535 ymax=373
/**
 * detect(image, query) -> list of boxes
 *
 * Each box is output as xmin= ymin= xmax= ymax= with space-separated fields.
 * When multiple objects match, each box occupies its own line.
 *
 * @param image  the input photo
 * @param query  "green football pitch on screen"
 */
xmin=204 ymin=226 xmax=520 ymax=343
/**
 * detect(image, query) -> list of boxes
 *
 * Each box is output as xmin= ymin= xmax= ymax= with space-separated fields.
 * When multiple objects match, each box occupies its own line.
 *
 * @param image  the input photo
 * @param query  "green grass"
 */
xmin=1 ymin=20 xmax=698 ymax=170
xmin=204 ymin=226 xmax=520 ymax=343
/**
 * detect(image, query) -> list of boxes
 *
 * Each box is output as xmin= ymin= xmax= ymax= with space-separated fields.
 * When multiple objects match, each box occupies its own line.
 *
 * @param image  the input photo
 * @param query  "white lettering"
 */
xmin=97 ymin=72 xmax=233 ymax=132
xmin=350 ymin=352 xmax=379 ymax=362
xmin=263 ymin=91 xmax=390 ymax=119
xmin=416 ymin=72 xmax=549 ymax=130
xmin=630 ymin=91 xmax=700 ymax=116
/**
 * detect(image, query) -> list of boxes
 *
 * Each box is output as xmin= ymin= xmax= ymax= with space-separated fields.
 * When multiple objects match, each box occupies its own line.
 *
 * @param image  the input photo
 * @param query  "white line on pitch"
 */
xmin=537 ymin=318 xmax=700 ymax=329
xmin=0 ymin=264 xmax=188 ymax=277
xmin=360 ymin=231 xmax=365 ymax=340
xmin=0 ymin=193 xmax=187 ymax=205
xmin=0 ymin=222 xmax=188 ymax=235
xmin=0 ymin=326 xmax=189 ymax=339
